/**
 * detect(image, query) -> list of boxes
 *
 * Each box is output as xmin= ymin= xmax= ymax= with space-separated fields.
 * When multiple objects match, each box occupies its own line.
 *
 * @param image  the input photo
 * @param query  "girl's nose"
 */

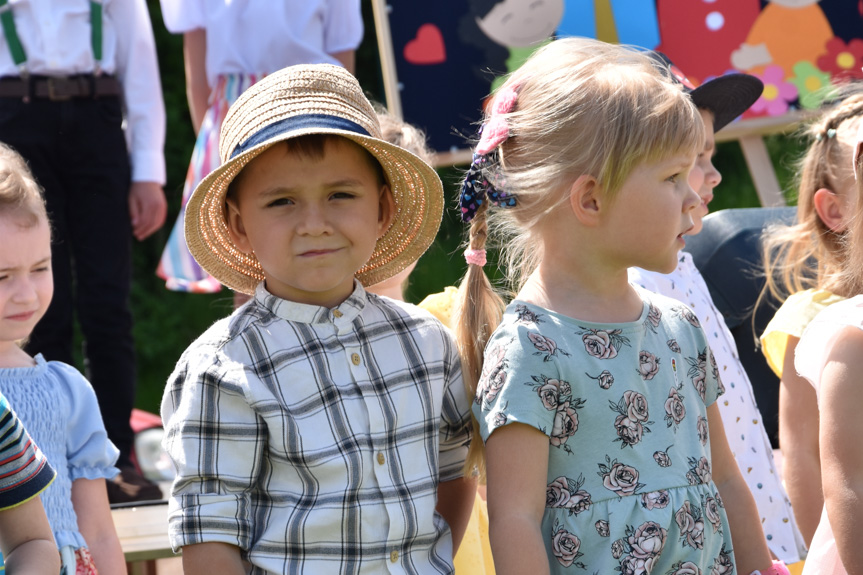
xmin=11 ymin=278 xmax=37 ymax=303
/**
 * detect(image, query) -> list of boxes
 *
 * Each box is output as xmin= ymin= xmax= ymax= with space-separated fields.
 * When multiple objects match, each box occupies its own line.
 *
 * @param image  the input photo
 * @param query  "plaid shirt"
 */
xmin=162 ymin=282 xmax=471 ymax=575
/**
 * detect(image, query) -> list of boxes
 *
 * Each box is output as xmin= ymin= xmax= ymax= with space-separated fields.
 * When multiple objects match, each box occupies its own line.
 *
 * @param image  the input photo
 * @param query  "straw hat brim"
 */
xmin=185 ymin=128 xmax=444 ymax=295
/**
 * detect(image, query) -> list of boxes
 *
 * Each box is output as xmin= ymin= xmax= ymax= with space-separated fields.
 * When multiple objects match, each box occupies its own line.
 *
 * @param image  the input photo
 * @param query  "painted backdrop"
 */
xmin=379 ymin=0 xmax=863 ymax=154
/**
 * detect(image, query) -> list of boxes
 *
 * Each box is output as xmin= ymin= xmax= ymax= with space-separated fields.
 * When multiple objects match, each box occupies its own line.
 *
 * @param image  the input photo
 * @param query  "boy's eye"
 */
xmin=267 ymin=198 xmax=292 ymax=207
xmin=666 ymin=174 xmax=679 ymax=183
xmin=331 ymin=191 xmax=356 ymax=200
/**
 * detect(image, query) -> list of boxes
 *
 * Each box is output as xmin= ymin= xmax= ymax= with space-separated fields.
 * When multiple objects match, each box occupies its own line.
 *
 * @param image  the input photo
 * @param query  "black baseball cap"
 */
xmin=647 ymin=51 xmax=764 ymax=133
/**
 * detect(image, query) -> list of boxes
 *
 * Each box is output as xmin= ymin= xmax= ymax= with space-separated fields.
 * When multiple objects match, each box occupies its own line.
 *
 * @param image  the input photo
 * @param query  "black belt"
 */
xmin=0 ymin=75 xmax=121 ymax=101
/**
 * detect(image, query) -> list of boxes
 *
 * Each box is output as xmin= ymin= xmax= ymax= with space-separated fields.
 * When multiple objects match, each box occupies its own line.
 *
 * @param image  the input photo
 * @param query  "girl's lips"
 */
xmin=5 ymin=311 xmax=35 ymax=321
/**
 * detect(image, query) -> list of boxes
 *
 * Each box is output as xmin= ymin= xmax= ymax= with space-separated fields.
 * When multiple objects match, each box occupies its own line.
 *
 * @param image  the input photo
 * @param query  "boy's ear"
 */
xmin=813 ymin=187 xmax=847 ymax=233
xmin=377 ymin=184 xmax=395 ymax=238
xmin=568 ymin=174 xmax=602 ymax=226
xmin=225 ymin=198 xmax=253 ymax=254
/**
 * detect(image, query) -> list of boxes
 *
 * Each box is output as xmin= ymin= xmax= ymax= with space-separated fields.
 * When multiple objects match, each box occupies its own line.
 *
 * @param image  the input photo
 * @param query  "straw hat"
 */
xmin=184 ymin=64 xmax=444 ymax=295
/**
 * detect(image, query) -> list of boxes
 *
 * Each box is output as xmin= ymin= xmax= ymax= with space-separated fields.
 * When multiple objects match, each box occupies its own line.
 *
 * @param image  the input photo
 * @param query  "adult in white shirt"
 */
xmin=0 ymin=0 xmax=166 ymax=503
xmin=156 ymin=0 xmax=363 ymax=296
xmin=629 ymin=52 xmax=808 ymax=567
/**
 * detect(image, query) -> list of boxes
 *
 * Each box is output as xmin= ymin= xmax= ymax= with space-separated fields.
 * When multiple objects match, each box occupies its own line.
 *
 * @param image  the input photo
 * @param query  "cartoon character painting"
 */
xmin=731 ymin=0 xmax=833 ymax=76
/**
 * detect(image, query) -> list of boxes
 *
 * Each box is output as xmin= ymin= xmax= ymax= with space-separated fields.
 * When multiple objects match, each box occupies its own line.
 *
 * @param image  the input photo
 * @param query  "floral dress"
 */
xmin=475 ymin=293 xmax=734 ymax=574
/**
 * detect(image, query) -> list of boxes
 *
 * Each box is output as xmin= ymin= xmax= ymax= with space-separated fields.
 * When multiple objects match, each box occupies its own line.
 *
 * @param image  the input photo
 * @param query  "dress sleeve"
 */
xmin=794 ymin=298 xmax=863 ymax=401
xmin=323 ymin=0 xmax=364 ymax=55
xmin=52 ymin=364 xmax=120 ymax=481
xmin=160 ymin=343 xmax=265 ymax=552
xmin=438 ymin=329 xmax=471 ymax=482
xmin=0 ymin=393 xmax=56 ymax=510
xmin=158 ymin=0 xmax=206 ymax=33
xmin=474 ymin=322 xmax=565 ymax=443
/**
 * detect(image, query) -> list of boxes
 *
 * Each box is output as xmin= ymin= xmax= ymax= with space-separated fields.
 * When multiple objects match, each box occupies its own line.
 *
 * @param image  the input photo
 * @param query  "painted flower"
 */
xmin=667 ymin=339 xmax=681 ymax=353
xmin=611 ymin=538 xmax=626 ymax=559
xmin=477 ymin=342 xmax=508 ymax=405
xmin=615 ymin=415 xmax=645 ymax=447
xmin=550 ymin=400 xmax=580 ymax=448
xmin=628 ymin=521 xmax=667 ymax=559
xmin=664 ymin=387 xmax=686 ymax=428
xmin=817 ymin=37 xmax=863 ymax=81
xmin=623 ymin=390 xmax=650 ymax=422
xmin=710 ymin=545 xmax=734 ymax=575
xmin=537 ymin=377 xmax=570 ymax=410
xmin=550 ymin=526 xmax=584 ymax=568
xmin=599 ymin=457 xmax=644 ymax=497
xmin=645 ymin=303 xmax=662 ymax=330
xmin=546 ymin=475 xmax=592 ymax=515
xmin=620 ymin=554 xmax=656 ymax=575
xmin=595 ymin=519 xmax=610 ymax=537
xmin=637 ymin=350 xmax=660 ymax=380
xmin=641 ymin=490 xmax=670 ymax=511
xmin=670 ymin=561 xmax=702 ymax=575
xmin=492 ymin=411 xmax=507 ymax=428
xmin=582 ymin=329 xmax=620 ymax=359
xmin=586 ymin=369 xmax=614 ymax=389
xmin=748 ymin=65 xmax=798 ymax=117
xmin=686 ymin=456 xmax=712 ymax=485
xmin=528 ymin=331 xmax=570 ymax=361
xmin=515 ymin=304 xmax=543 ymax=324
xmin=653 ymin=449 xmax=672 ymax=468
xmin=697 ymin=415 xmax=709 ymax=446
xmin=672 ymin=306 xmax=701 ymax=328
xmin=675 ymin=501 xmax=705 ymax=550
xmin=703 ymin=496 xmax=722 ymax=533
xmin=688 ymin=351 xmax=709 ymax=401
xmin=789 ymin=61 xmax=833 ymax=109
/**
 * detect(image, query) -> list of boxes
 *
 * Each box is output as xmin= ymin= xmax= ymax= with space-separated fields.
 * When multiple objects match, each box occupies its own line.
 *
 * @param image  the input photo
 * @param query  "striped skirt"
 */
xmin=157 ymin=73 xmax=262 ymax=293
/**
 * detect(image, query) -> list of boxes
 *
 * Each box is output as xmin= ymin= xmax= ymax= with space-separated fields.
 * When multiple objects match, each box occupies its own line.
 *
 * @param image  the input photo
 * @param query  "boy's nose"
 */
xmin=296 ymin=203 xmax=333 ymax=235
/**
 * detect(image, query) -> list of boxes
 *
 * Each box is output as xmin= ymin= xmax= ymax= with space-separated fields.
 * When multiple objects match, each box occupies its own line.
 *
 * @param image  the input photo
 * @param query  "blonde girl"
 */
xmin=0 ymin=143 xmax=126 ymax=574
xmin=792 ymin=118 xmax=863 ymax=575
xmin=760 ymin=86 xmax=863 ymax=545
xmin=456 ymin=38 xmax=778 ymax=574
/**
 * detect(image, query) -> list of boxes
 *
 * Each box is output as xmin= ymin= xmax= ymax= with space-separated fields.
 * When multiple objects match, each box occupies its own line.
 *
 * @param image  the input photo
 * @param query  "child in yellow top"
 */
xmin=760 ymin=85 xmax=863 ymax=546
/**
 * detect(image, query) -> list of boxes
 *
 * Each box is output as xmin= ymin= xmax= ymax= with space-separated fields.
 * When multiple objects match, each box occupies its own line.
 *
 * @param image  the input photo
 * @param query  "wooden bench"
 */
xmin=112 ymin=502 xmax=175 ymax=575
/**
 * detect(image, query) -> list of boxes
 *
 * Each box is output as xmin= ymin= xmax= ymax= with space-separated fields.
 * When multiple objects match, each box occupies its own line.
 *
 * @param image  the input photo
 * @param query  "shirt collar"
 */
xmin=252 ymin=281 xmax=368 ymax=325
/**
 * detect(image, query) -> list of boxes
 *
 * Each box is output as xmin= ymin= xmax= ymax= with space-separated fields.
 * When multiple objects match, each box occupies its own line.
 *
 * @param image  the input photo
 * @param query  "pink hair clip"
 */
xmin=464 ymin=248 xmax=487 ymax=267
xmin=476 ymin=85 xmax=519 ymax=155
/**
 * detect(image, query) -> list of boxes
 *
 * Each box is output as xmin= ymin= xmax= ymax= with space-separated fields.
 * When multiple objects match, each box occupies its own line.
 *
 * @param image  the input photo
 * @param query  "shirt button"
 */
xmin=351 ymin=353 xmax=361 ymax=365
xmin=332 ymin=309 xmax=343 ymax=318
xmin=377 ymin=452 xmax=385 ymax=465
xmin=390 ymin=550 xmax=399 ymax=563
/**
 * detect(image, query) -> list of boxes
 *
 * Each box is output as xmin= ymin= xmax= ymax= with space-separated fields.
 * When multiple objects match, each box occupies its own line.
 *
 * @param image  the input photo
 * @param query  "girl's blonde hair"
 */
xmin=762 ymin=85 xmax=863 ymax=301
xmin=454 ymin=38 xmax=704 ymax=477
xmin=0 ymin=142 xmax=46 ymax=227
xmin=375 ymin=108 xmax=434 ymax=165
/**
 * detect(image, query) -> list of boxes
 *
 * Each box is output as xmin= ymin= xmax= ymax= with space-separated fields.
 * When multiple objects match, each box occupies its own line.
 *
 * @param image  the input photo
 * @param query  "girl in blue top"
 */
xmin=454 ymin=38 xmax=779 ymax=575
xmin=0 ymin=143 xmax=125 ymax=574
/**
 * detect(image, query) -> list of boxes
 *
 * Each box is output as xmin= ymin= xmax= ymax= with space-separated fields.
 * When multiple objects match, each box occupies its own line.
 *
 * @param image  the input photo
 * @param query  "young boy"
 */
xmin=161 ymin=64 xmax=475 ymax=575
xmin=630 ymin=53 xmax=807 ymax=567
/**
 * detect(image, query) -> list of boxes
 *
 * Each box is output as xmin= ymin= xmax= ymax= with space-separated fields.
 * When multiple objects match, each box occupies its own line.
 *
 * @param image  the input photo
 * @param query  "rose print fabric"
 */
xmin=631 ymin=254 xmax=806 ymax=563
xmin=795 ymin=295 xmax=863 ymax=575
xmin=475 ymin=293 xmax=734 ymax=573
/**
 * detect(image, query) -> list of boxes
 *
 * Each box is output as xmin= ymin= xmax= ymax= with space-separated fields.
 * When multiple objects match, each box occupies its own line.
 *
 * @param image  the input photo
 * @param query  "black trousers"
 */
xmin=0 ymin=96 xmax=136 ymax=466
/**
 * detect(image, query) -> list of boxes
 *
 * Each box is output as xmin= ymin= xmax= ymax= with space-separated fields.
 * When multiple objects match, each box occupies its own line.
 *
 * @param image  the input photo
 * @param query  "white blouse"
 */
xmin=160 ymin=0 xmax=364 ymax=87
xmin=630 ymin=252 xmax=806 ymax=564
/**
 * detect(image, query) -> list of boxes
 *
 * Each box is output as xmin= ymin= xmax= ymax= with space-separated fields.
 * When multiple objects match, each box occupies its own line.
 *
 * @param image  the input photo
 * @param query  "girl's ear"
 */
xmin=568 ymin=174 xmax=602 ymax=226
xmin=813 ymin=187 xmax=848 ymax=233
xmin=377 ymin=184 xmax=395 ymax=238
xmin=225 ymin=198 xmax=253 ymax=254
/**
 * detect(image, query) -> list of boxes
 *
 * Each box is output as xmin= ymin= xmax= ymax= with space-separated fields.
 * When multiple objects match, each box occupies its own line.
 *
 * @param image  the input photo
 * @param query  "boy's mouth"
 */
xmin=299 ymin=248 xmax=341 ymax=257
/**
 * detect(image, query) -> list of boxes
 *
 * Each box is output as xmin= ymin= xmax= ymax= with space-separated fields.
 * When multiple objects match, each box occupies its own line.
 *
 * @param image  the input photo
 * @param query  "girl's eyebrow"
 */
xmin=0 ymin=257 xmax=50 ymax=272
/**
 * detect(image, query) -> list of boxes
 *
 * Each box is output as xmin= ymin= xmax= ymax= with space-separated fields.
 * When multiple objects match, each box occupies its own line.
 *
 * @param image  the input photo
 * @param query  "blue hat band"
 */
xmin=230 ymin=114 xmax=372 ymax=160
